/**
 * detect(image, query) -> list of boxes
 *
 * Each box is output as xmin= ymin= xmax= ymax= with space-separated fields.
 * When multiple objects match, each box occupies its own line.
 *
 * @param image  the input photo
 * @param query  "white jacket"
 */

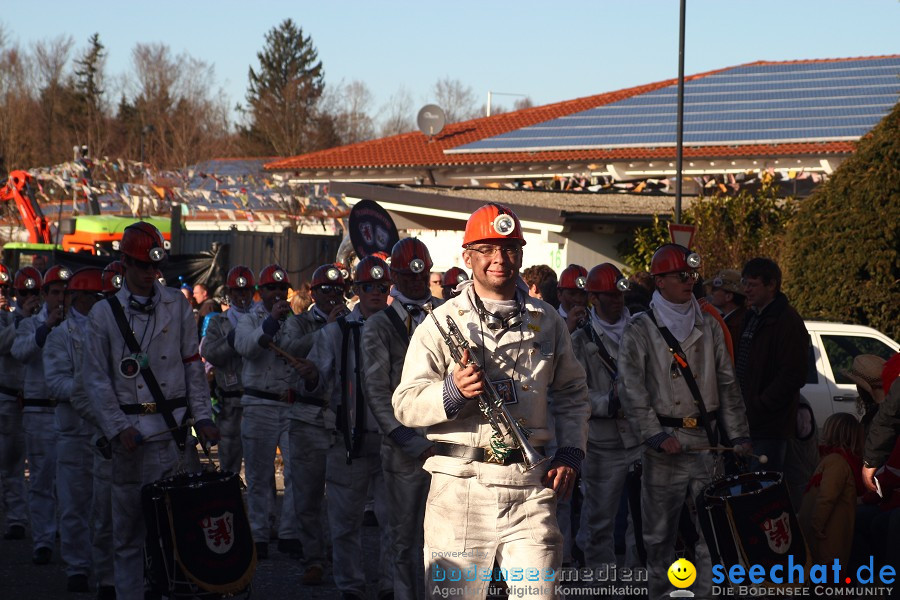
xmin=618 ymin=310 xmax=749 ymax=448
xmin=44 ymin=310 xmax=95 ymax=434
xmin=11 ymin=306 xmax=54 ymax=412
xmin=82 ymin=281 xmax=212 ymax=440
xmin=0 ymin=308 xmax=25 ymax=401
xmin=392 ymin=285 xmax=589 ymax=483
xmin=570 ymin=321 xmax=640 ymax=449
xmin=233 ymin=305 xmax=298 ymax=406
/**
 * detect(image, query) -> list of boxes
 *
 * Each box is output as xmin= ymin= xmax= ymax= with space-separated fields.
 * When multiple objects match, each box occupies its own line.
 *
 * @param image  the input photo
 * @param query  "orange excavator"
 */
xmin=0 ymin=170 xmax=52 ymax=244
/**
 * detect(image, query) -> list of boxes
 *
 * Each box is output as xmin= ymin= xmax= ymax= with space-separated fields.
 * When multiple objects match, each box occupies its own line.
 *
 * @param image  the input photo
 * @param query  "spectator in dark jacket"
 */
xmin=734 ymin=257 xmax=809 ymax=472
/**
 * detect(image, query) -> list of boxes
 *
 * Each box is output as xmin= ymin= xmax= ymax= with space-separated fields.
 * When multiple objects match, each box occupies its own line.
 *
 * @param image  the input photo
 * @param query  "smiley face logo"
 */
xmin=668 ymin=558 xmax=696 ymax=589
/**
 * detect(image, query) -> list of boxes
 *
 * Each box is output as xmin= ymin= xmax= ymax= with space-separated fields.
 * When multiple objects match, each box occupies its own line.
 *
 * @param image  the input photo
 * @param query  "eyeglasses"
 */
xmin=360 ymin=283 xmax=389 ymax=294
xmin=317 ymin=285 xmax=343 ymax=294
xmin=128 ymin=258 xmax=157 ymax=271
xmin=466 ymin=244 xmax=522 ymax=259
xmin=663 ymin=271 xmax=700 ymax=283
xmin=261 ymin=283 xmax=289 ymax=292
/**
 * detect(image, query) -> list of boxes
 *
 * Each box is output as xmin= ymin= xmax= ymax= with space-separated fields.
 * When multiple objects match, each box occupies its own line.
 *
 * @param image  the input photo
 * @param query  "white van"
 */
xmin=802 ymin=321 xmax=899 ymax=427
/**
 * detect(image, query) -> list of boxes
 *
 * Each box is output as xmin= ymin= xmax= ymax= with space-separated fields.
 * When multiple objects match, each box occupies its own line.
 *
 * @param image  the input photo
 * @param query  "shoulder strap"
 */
xmin=385 ymin=303 xmax=411 ymax=343
xmin=647 ymin=310 xmax=718 ymax=447
xmin=583 ymin=322 xmax=617 ymax=379
xmin=337 ymin=317 xmax=366 ymax=464
xmin=107 ymin=296 xmax=188 ymax=450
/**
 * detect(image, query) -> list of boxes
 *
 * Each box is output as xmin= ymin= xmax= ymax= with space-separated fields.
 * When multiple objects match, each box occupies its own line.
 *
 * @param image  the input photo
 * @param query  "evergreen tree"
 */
xmin=242 ymin=19 xmax=325 ymax=156
xmin=784 ymin=102 xmax=900 ymax=341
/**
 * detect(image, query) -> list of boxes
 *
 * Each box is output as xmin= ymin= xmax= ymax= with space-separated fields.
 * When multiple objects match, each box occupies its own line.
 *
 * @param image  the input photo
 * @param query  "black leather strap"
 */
xmin=338 ymin=316 xmax=366 ymax=463
xmin=243 ymin=388 xmax=289 ymax=402
xmin=120 ymin=397 xmax=187 ymax=415
xmin=0 ymin=385 xmax=22 ymax=398
xmin=385 ymin=303 xmax=412 ymax=342
xmin=108 ymin=296 xmax=189 ymax=450
xmin=22 ymin=398 xmax=57 ymax=408
xmin=582 ymin=321 xmax=618 ymax=378
xmin=648 ymin=310 xmax=719 ymax=447
xmin=433 ymin=441 xmax=545 ymax=465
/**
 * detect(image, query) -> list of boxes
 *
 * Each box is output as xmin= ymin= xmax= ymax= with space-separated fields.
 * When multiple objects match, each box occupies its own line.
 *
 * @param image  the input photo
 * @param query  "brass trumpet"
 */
xmin=424 ymin=303 xmax=547 ymax=471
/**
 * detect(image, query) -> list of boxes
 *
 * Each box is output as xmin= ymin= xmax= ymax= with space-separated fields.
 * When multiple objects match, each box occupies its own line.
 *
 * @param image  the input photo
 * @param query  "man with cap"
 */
xmin=361 ymin=237 xmax=441 ymax=600
xmin=233 ymin=264 xmax=308 ymax=561
xmin=279 ymin=263 xmax=350 ymax=580
xmin=200 ymin=265 xmax=256 ymax=475
xmin=571 ymin=263 xmax=642 ymax=570
xmin=44 ymin=267 xmax=107 ymax=594
xmin=303 ymin=255 xmax=394 ymax=600
xmin=12 ymin=263 xmax=70 ymax=566
xmin=393 ymin=203 xmax=590 ymax=600
xmin=81 ymin=222 xmax=219 ymax=600
xmin=557 ymin=264 xmax=589 ymax=333
xmin=706 ymin=268 xmax=747 ymax=344
xmin=617 ymin=243 xmax=751 ymax=600
xmin=735 ymin=257 xmax=809 ymax=472
xmin=0 ymin=265 xmax=30 ymax=542
xmin=440 ymin=266 xmax=468 ymax=301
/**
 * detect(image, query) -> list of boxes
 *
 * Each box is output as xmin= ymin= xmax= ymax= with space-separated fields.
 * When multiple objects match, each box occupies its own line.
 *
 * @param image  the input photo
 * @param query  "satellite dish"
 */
xmin=417 ymin=104 xmax=446 ymax=137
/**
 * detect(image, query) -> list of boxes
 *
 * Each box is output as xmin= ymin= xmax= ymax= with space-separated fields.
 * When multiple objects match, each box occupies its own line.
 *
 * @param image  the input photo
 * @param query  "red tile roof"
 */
xmin=265 ymin=56 xmax=897 ymax=172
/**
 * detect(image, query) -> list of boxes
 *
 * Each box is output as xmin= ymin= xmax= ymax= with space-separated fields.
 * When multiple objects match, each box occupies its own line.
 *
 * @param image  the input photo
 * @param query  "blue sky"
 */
xmin=2 ymin=0 xmax=898 ymax=120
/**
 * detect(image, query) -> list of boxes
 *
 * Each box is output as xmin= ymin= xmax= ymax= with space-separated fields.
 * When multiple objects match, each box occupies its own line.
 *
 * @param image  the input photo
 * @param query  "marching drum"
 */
xmin=700 ymin=471 xmax=809 ymax=573
xmin=143 ymin=470 xmax=256 ymax=598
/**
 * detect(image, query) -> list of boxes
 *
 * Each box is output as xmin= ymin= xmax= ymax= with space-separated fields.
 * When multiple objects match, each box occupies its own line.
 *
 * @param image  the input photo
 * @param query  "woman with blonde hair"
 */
xmin=798 ymin=412 xmax=865 ymax=564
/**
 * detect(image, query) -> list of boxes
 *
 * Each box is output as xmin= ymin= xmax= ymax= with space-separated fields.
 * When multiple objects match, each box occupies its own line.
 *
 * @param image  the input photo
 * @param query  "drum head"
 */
xmin=348 ymin=199 xmax=399 ymax=259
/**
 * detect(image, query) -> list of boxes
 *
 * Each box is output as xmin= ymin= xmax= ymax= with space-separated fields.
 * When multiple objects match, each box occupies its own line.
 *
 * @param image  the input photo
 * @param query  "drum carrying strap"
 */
xmin=108 ymin=296 xmax=189 ymax=451
xmin=338 ymin=316 xmax=366 ymax=464
xmin=385 ymin=302 xmax=412 ymax=342
xmin=648 ymin=310 xmax=719 ymax=448
xmin=582 ymin=321 xmax=617 ymax=379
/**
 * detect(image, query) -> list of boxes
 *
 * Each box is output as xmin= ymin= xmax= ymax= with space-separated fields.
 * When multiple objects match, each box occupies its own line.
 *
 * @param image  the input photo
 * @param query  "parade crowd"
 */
xmin=0 ymin=204 xmax=898 ymax=600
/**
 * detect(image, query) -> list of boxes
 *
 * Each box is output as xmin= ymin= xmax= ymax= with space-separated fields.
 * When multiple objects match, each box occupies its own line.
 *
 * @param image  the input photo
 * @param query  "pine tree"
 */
xmin=784 ymin=102 xmax=900 ymax=341
xmin=242 ymin=19 xmax=325 ymax=156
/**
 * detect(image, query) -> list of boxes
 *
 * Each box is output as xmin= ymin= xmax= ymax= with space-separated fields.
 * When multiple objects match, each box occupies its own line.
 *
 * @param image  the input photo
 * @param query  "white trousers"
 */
xmin=55 ymin=403 xmax=93 ymax=576
xmin=288 ymin=420 xmax=331 ymax=567
xmin=23 ymin=410 xmax=58 ymax=550
xmin=0 ymin=399 xmax=27 ymax=530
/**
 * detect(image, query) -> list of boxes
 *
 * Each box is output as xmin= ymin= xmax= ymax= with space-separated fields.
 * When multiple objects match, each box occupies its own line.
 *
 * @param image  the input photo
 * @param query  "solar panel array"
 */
xmin=447 ymin=57 xmax=900 ymax=153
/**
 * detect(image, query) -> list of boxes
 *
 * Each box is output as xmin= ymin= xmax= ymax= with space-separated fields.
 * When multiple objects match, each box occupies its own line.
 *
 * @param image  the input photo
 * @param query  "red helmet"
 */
xmin=67 ymin=267 xmax=104 ymax=293
xmin=0 ymin=264 xmax=10 ymax=286
xmin=371 ymin=251 xmax=390 ymax=262
xmin=441 ymin=267 xmax=469 ymax=288
xmin=586 ymin=263 xmax=631 ymax=293
xmin=355 ymin=256 xmax=389 ymax=284
xmin=390 ymin=238 xmax=433 ymax=274
xmin=43 ymin=264 xmax=73 ymax=287
xmin=14 ymin=267 xmax=42 ymax=291
xmin=334 ymin=262 xmax=351 ymax=282
xmin=258 ymin=264 xmax=290 ymax=287
xmin=226 ymin=266 xmax=254 ymax=289
xmin=558 ymin=264 xmax=588 ymax=290
xmin=120 ymin=222 xmax=167 ymax=263
xmin=650 ymin=244 xmax=702 ymax=276
xmin=462 ymin=203 xmax=526 ymax=247
xmin=102 ymin=261 xmax=124 ymax=293
xmin=311 ymin=264 xmax=345 ymax=288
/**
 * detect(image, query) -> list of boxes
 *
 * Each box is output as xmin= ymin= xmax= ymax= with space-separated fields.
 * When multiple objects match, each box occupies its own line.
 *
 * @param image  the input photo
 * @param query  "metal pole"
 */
xmin=675 ymin=0 xmax=686 ymax=224
xmin=487 ymin=91 xmax=492 ymax=117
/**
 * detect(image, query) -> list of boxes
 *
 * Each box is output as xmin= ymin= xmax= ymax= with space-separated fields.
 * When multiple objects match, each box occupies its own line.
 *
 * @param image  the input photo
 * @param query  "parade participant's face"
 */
xmin=708 ymin=287 xmax=730 ymax=310
xmin=355 ymin=281 xmax=389 ymax=318
xmin=43 ymin=282 xmax=66 ymax=312
xmin=558 ymin=287 xmax=588 ymax=312
xmin=590 ymin=290 xmax=625 ymax=324
xmin=228 ymin=287 xmax=254 ymax=311
xmin=656 ymin=270 xmax=698 ymax=304
xmin=390 ymin=268 xmax=431 ymax=301
xmin=123 ymin=256 xmax=158 ymax=296
xmin=71 ymin=289 xmax=103 ymax=317
xmin=429 ymin=272 xmax=443 ymax=298
xmin=462 ymin=242 xmax=522 ymax=300
xmin=258 ymin=282 xmax=288 ymax=312
xmin=742 ymin=276 xmax=776 ymax=309
xmin=312 ymin=284 xmax=345 ymax=312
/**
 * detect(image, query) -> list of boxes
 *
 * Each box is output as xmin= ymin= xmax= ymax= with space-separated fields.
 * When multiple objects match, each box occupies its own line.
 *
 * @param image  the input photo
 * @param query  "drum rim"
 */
xmin=704 ymin=470 xmax=783 ymax=501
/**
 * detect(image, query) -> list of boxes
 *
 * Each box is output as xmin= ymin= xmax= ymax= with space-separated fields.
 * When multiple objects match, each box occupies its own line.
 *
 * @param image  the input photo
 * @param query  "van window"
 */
xmin=820 ymin=335 xmax=896 ymax=384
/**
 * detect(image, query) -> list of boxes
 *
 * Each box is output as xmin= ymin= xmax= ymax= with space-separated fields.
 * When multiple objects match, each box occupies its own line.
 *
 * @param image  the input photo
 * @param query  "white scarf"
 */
xmin=67 ymin=306 xmax=90 ymax=332
xmin=226 ymin=299 xmax=259 ymax=329
xmin=390 ymin=288 xmax=430 ymax=325
xmin=649 ymin=290 xmax=703 ymax=343
xmin=592 ymin=306 xmax=630 ymax=345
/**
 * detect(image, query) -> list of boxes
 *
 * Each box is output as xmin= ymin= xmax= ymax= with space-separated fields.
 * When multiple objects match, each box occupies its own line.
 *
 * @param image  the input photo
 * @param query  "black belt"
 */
xmin=243 ymin=388 xmax=290 ymax=402
xmin=218 ymin=390 xmax=244 ymax=399
xmin=120 ymin=397 xmax=187 ymax=415
xmin=291 ymin=393 xmax=326 ymax=408
xmin=434 ymin=442 xmax=545 ymax=466
xmin=23 ymin=398 xmax=57 ymax=408
xmin=657 ymin=412 xmax=716 ymax=429
xmin=0 ymin=385 xmax=21 ymax=398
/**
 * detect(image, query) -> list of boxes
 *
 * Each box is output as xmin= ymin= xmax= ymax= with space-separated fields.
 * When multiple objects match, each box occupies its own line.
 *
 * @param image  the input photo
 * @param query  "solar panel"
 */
xmin=447 ymin=57 xmax=900 ymax=153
